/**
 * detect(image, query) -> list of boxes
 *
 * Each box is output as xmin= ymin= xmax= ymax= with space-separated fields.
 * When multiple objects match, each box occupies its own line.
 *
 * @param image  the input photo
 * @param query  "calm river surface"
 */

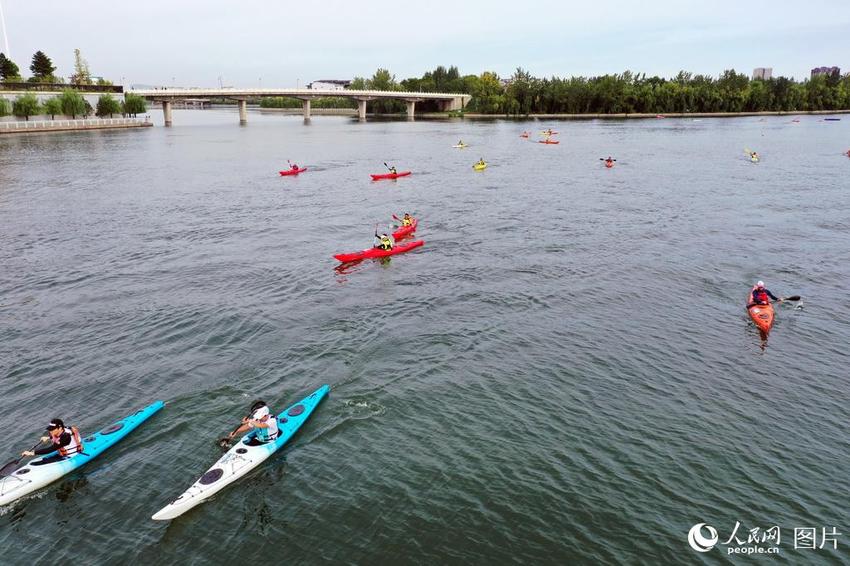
xmin=1 ymin=110 xmax=849 ymax=564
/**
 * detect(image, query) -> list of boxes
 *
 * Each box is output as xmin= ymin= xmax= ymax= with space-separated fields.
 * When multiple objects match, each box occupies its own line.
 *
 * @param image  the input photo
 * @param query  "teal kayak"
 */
xmin=152 ymin=385 xmax=329 ymax=520
xmin=0 ymin=401 xmax=164 ymax=506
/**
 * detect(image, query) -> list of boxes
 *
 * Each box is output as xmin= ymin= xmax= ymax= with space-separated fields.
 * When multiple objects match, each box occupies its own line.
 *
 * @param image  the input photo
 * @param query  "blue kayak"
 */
xmin=152 ymin=385 xmax=329 ymax=520
xmin=0 ymin=401 xmax=165 ymax=506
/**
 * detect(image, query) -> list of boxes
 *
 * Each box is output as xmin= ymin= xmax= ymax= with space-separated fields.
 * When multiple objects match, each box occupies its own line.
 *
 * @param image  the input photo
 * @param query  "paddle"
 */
xmin=383 ymin=162 xmax=391 ymax=171
xmin=777 ymin=295 xmax=801 ymax=302
xmin=599 ymin=158 xmax=617 ymax=162
xmin=217 ymin=414 xmax=252 ymax=448
xmin=0 ymin=440 xmax=45 ymax=477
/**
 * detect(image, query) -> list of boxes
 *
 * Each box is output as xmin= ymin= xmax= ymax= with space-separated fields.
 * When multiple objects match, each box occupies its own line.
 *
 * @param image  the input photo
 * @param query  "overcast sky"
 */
xmin=2 ymin=0 xmax=848 ymax=86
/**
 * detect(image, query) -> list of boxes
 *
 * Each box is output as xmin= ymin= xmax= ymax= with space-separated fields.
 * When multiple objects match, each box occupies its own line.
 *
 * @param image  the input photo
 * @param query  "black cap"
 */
xmin=46 ymin=418 xmax=64 ymax=431
xmin=250 ymin=400 xmax=266 ymax=413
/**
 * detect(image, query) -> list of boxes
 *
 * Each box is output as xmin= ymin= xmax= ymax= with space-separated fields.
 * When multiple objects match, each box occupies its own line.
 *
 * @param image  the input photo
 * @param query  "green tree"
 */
xmin=13 ymin=93 xmax=41 ymax=121
xmin=96 ymin=93 xmax=121 ymax=117
xmin=366 ymin=68 xmax=402 ymax=113
xmin=71 ymin=48 xmax=92 ymax=85
xmin=0 ymin=53 xmax=21 ymax=81
xmin=43 ymin=96 xmax=63 ymax=119
xmin=122 ymin=93 xmax=147 ymax=116
xmin=0 ymin=97 xmax=11 ymax=117
xmin=30 ymin=51 xmax=56 ymax=80
xmin=59 ymin=89 xmax=87 ymax=118
xmin=467 ymin=71 xmax=504 ymax=113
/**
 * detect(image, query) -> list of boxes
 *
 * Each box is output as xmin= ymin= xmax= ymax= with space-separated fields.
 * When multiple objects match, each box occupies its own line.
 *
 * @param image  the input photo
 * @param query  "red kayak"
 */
xmin=279 ymin=167 xmax=307 ymax=176
xmin=371 ymin=171 xmax=411 ymax=180
xmin=604 ymin=161 xmax=614 ymax=168
xmin=538 ymin=140 xmax=560 ymax=145
xmin=334 ymin=240 xmax=424 ymax=263
xmin=747 ymin=298 xmax=775 ymax=334
xmin=392 ymin=218 xmax=418 ymax=240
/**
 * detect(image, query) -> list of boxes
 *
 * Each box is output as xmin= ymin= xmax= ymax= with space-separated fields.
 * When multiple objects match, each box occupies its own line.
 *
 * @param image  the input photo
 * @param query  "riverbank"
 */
xmin=427 ymin=109 xmax=850 ymax=119
xmin=0 ymin=117 xmax=153 ymax=135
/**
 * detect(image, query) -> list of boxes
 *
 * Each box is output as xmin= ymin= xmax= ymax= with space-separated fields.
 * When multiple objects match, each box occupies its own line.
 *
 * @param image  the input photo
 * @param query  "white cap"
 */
xmin=252 ymin=406 xmax=270 ymax=420
xmin=757 ymin=281 xmax=764 ymax=287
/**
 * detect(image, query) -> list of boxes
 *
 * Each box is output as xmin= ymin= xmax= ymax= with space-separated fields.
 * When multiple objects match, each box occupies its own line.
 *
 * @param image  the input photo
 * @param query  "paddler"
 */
xmin=290 ymin=163 xmax=299 ymax=171
xmin=21 ymin=419 xmax=83 ymax=461
xmin=374 ymin=230 xmax=394 ymax=251
xmin=605 ymin=156 xmax=615 ymax=166
xmin=457 ymin=140 xmax=464 ymax=146
xmin=226 ymin=400 xmax=279 ymax=445
xmin=750 ymin=151 xmax=759 ymax=161
xmin=388 ymin=165 xmax=398 ymax=175
xmin=476 ymin=158 xmax=486 ymax=167
xmin=748 ymin=281 xmax=780 ymax=306
xmin=401 ymin=213 xmax=413 ymax=227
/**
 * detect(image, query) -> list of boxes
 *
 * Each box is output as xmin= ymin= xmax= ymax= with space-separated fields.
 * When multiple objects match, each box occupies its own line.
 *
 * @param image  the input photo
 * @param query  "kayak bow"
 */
xmin=0 ymin=401 xmax=164 ymax=506
xmin=747 ymin=299 xmax=775 ymax=334
xmin=152 ymin=385 xmax=329 ymax=521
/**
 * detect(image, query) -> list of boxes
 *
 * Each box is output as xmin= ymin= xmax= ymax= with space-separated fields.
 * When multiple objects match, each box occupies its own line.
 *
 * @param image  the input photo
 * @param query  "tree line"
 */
xmin=0 ymin=91 xmax=147 ymax=121
xmin=352 ymin=66 xmax=850 ymax=114
xmin=0 ymin=49 xmax=112 ymax=85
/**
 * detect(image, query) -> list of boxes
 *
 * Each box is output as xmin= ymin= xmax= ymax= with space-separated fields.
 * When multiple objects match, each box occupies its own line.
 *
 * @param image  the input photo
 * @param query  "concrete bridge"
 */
xmin=132 ymin=88 xmax=471 ymax=125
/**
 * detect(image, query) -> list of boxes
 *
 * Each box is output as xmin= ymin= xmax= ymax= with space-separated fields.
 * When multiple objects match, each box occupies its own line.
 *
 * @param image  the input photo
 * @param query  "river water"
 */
xmin=1 ymin=110 xmax=848 ymax=564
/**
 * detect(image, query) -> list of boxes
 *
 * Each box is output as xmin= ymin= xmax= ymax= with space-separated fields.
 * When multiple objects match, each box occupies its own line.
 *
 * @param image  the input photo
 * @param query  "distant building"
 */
xmin=811 ymin=66 xmax=840 ymax=79
xmin=752 ymin=67 xmax=772 ymax=80
xmin=308 ymin=80 xmax=351 ymax=90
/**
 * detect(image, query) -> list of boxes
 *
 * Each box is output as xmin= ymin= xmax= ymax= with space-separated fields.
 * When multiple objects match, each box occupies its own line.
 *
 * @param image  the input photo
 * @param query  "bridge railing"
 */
xmin=0 ymin=117 xmax=151 ymax=131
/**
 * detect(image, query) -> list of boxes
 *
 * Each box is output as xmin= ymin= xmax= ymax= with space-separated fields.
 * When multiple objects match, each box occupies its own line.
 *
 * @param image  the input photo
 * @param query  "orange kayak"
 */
xmin=747 ymin=299 xmax=775 ymax=334
xmin=538 ymin=140 xmax=560 ymax=145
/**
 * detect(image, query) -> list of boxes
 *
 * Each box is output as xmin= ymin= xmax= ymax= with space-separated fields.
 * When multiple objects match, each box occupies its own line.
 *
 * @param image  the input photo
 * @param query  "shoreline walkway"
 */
xmin=0 ymin=117 xmax=153 ymax=135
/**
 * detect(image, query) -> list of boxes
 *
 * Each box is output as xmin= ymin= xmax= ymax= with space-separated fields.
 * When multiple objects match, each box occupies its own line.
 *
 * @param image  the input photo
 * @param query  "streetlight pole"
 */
xmin=0 ymin=0 xmax=10 ymax=58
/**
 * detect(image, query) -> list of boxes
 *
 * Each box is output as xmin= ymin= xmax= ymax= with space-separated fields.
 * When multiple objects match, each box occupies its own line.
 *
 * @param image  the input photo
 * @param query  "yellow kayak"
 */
xmin=453 ymin=143 xmax=468 ymax=149
xmin=473 ymin=162 xmax=487 ymax=171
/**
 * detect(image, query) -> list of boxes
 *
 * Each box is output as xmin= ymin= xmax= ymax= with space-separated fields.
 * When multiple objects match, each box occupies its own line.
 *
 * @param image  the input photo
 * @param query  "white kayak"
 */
xmin=0 ymin=401 xmax=164 ymax=507
xmin=152 ymin=384 xmax=329 ymax=520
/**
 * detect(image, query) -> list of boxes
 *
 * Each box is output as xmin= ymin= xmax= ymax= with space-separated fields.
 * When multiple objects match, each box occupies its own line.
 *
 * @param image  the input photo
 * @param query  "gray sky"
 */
xmin=2 ymin=0 xmax=848 ymax=86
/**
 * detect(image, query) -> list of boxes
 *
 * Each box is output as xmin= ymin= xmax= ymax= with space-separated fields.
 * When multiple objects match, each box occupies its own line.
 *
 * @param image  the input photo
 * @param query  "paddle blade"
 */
xmin=0 ymin=458 xmax=21 ymax=477
xmin=784 ymin=295 xmax=801 ymax=301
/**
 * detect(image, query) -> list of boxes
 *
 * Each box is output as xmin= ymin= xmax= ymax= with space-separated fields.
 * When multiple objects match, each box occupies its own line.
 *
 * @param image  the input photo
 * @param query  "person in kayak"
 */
xmin=290 ymin=163 xmax=299 ymax=171
xmin=21 ymin=419 xmax=83 ymax=462
xmin=457 ymin=140 xmax=464 ymax=146
xmin=748 ymin=281 xmax=780 ymax=306
xmin=604 ymin=156 xmax=615 ymax=166
xmin=226 ymin=400 xmax=279 ymax=446
xmin=388 ymin=165 xmax=398 ymax=175
xmin=401 ymin=213 xmax=413 ymax=227
xmin=374 ymin=231 xmax=394 ymax=251
xmin=476 ymin=158 xmax=486 ymax=167
xmin=750 ymin=151 xmax=759 ymax=161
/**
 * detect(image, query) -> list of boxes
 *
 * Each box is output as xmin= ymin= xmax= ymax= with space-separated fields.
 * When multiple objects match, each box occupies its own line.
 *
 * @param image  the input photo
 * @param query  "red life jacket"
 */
xmin=57 ymin=426 xmax=83 ymax=457
xmin=751 ymin=286 xmax=769 ymax=304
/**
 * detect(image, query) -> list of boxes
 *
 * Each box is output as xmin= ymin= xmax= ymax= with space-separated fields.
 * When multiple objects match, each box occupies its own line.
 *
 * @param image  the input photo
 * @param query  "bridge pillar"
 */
xmin=357 ymin=99 xmax=367 ymax=121
xmin=302 ymin=98 xmax=311 ymax=120
xmin=406 ymin=100 xmax=415 ymax=120
xmin=162 ymin=100 xmax=173 ymax=126
xmin=237 ymin=99 xmax=247 ymax=124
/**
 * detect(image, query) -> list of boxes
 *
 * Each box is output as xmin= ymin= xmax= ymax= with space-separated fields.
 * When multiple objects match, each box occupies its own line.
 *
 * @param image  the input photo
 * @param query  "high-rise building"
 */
xmin=811 ymin=66 xmax=840 ymax=79
xmin=752 ymin=68 xmax=773 ymax=80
